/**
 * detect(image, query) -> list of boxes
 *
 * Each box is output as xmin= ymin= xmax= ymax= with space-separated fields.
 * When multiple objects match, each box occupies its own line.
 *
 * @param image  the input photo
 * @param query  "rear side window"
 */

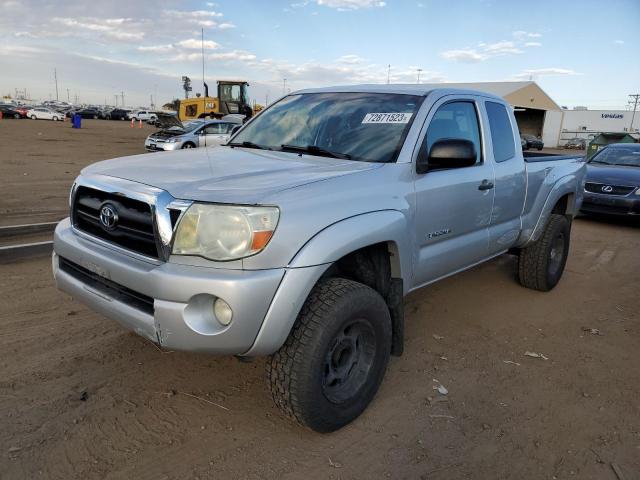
xmin=485 ymin=101 xmax=515 ymax=162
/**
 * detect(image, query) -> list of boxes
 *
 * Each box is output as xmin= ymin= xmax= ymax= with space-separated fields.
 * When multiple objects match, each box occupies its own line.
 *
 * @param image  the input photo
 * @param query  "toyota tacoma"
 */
xmin=53 ymin=85 xmax=586 ymax=432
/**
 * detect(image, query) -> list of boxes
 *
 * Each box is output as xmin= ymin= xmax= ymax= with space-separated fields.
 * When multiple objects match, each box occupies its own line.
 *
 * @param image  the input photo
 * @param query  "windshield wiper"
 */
xmin=280 ymin=144 xmax=352 ymax=160
xmin=227 ymin=141 xmax=269 ymax=150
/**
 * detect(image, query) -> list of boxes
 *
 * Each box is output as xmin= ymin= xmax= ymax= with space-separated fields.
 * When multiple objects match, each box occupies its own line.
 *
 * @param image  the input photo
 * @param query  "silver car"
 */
xmin=144 ymin=116 xmax=241 ymax=151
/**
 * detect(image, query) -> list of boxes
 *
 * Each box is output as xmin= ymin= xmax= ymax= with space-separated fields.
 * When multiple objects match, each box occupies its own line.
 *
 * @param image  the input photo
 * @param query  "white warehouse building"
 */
xmin=558 ymin=109 xmax=639 ymax=146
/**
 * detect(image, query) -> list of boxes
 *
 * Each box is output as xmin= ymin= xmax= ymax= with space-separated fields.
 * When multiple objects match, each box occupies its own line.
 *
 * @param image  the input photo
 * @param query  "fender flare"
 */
xmin=243 ymin=210 xmax=412 ymax=356
xmin=521 ymin=174 xmax=579 ymax=246
xmin=288 ymin=209 xmax=412 ymax=282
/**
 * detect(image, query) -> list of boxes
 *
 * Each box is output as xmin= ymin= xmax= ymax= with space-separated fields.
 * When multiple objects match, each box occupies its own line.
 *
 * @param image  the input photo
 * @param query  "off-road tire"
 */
xmin=267 ymin=277 xmax=392 ymax=433
xmin=518 ymin=214 xmax=570 ymax=291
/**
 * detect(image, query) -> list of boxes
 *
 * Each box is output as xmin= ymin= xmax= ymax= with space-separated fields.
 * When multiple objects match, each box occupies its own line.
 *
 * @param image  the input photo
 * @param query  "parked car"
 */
xmin=521 ymin=134 xmax=544 ymax=151
xmin=580 ymin=143 xmax=640 ymax=216
xmin=144 ymin=115 xmax=241 ymax=151
xmin=0 ymin=105 xmax=23 ymax=119
xmin=27 ymin=107 xmax=65 ymax=121
xmin=128 ymin=110 xmax=157 ymax=122
xmin=70 ymin=108 xmax=101 ymax=119
xmin=52 ymin=85 xmax=585 ymax=432
xmin=15 ymin=106 xmax=30 ymax=118
xmin=565 ymin=137 xmax=587 ymax=150
xmin=106 ymin=109 xmax=131 ymax=120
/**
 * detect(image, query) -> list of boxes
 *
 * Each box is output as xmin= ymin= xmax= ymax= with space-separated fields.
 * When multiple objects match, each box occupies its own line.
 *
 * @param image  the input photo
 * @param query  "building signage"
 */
xmin=601 ymin=113 xmax=624 ymax=119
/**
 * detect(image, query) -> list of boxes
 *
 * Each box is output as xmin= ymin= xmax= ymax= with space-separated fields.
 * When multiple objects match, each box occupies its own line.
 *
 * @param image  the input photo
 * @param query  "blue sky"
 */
xmin=1 ymin=0 xmax=638 ymax=108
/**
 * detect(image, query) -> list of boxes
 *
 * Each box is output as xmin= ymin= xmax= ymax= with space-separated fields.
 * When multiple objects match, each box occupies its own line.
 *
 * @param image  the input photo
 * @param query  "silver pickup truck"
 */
xmin=53 ymin=85 xmax=586 ymax=432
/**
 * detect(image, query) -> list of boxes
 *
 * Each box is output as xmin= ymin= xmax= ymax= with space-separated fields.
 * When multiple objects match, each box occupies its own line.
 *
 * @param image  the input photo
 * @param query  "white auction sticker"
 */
xmin=362 ymin=112 xmax=413 ymax=124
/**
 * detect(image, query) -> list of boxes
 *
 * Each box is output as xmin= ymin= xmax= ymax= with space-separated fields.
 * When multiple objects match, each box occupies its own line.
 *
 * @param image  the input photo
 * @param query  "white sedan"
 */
xmin=27 ymin=107 xmax=65 ymax=121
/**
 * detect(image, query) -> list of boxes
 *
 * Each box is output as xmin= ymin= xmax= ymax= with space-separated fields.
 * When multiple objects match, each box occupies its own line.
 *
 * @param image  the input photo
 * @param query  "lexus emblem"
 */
xmin=99 ymin=204 xmax=118 ymax=230
xmin=601 ymin=185 xmax=613 ymax=193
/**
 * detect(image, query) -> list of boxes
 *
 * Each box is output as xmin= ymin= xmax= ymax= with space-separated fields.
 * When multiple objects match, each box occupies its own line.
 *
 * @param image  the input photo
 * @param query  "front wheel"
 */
xmin=30 ymin=115 xmax=37 ymax=120
xmin=267 ymin=277 xmax=391 ymax=432
xmin=14 ymin=113 xmax=20 ymax=119
xmin=518 ymin=214 xmax=570 ymax=291
xmin=181 ymin=142 xmax=195 ymax=149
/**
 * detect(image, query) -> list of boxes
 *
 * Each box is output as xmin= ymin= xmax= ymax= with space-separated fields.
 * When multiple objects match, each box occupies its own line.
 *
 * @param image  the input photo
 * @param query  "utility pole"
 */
xmin=114 ymin=94 xmax=118 ymax=106
xmin=387 ymin=64 xmax=391 ymax=84
xmin=628 ymin=94 xmax=640 ymax=132
xmin=67 ymin=88 xmax=70 ymax=103
xmin=54 ymin=68 xmax=59 ymax=101
xmin=201 ymin=28 xmax=206 ymax=95
xmin=150 ymin=94 xmax=153 ymax=109
xmin=416 ymin=68 xmax=423 ymax=84
xmin=121 ymin=91 xmax=125 ymax=108
xmin=282 ymin=78 xmax=287 ymax=96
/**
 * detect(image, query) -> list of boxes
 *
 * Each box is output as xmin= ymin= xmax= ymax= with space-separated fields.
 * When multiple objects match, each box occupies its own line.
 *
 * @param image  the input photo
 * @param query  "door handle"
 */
xmin=478 ymin=180 xmax=494 ymax=191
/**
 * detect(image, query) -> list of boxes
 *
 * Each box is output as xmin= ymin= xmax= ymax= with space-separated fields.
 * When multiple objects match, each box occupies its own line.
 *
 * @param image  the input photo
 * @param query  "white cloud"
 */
xmin=525 ymin=42 xmax=542 ymax=47
xmin=614 ymin=39 xmax=624 ymax=45
xmin=513 ymin=68 xmax=580 ymax=80
xmin=513 ymin=30 xmax=542 ymax=39
xmin=51 ymin=16 xmax=145 ymax=41
xmin=316 ymin=0 xmax=386 ymax=10
xmin=218 ymin=22 xmax=236 ymax=29
xmin=336 ymin=54 xmax=366 ymax=64
xmin=176 ymin=39 xmax=220 ymax=50
xmin=440 ymin=49 xmax=488 ymax=62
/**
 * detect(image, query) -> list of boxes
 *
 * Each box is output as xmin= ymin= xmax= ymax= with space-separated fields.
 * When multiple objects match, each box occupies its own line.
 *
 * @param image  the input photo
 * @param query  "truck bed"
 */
xmin=523 ymin=151 xmax=584 ymax=163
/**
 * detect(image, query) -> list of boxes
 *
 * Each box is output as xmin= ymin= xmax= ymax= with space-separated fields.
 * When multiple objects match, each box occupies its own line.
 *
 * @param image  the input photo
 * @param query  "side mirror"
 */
xmin=416 ymin=139 xmax=477 ymax=173
xmin=230 ymin=125 xmax=242 ymax=135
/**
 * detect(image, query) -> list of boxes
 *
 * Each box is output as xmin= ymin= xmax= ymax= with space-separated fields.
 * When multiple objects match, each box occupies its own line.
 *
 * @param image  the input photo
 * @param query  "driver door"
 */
xmin=412 ymin=96 xmax=495 ymax=288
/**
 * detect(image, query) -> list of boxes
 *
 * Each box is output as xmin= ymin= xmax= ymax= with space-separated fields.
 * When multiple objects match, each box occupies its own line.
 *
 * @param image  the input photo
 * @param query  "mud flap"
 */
xmin=387 ymin=278 xmax=404 ymax=356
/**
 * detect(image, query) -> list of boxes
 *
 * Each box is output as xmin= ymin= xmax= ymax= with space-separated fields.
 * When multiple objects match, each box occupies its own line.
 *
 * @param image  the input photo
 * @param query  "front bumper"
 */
xmin=144 ymin=139 xmax=181 ymax=151
xmin=581 ymin=192 xmax=640 ymax=216
xmin=52 ymin=218 xmax=326 ymax=355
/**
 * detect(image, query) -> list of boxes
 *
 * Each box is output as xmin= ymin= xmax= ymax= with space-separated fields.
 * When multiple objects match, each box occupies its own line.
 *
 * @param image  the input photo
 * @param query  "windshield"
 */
xmin=232 ymin=92 xmax=424 ymax=163
xmin=176 ymin=120 xmax=204 ymax=132
xmin=589 ymin=146 xmax=640 ymax=167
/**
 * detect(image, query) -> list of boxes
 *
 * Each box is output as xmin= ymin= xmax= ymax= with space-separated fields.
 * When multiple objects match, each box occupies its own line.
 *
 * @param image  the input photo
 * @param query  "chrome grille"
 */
xmin=72 ymin=186 xmax=159 ymax=258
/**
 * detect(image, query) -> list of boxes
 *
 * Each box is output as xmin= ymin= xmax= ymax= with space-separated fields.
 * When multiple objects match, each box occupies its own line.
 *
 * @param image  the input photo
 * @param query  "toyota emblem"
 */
xmin=99 ymin=204 xmax=118 ymax=230
xmin=601 ymin=185 xmax=613 ymax=193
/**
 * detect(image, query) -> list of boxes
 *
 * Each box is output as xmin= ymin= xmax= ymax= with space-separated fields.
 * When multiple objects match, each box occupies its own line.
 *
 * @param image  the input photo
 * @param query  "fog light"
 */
xmin=214 ymin=298 xmax=233 ymax=326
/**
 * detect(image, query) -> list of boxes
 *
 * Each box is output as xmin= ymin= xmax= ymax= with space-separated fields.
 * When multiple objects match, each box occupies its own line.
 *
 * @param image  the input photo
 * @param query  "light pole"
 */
xmin=416 ymin=68 xmax=423 ymax=84
xmin=282 ymin=78 xmax=287 ymax=96
xmin=387 ymin=64 xmax=391 ymax=84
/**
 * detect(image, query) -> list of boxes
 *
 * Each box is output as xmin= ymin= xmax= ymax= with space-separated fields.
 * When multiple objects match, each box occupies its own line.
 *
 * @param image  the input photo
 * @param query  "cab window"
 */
xmin=485 ymin=101 xmax=516 ymax=162
xmin=424 ymin=101 xmax=481 ymax=165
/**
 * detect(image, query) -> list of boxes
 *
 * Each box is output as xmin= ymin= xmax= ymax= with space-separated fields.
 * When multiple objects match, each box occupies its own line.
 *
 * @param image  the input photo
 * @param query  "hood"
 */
xmin=154 ymin=112 xmax=184 ymax=130
xmin=586 ymin=163 xmax=640 ymax=186
xmin=82 ymin=146 xmax=382 ymax=204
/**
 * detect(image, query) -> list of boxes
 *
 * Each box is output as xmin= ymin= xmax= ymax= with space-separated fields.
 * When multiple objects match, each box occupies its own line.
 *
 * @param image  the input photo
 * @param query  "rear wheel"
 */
xmin=518 ymin=214 xmax=570 ymax=291
xmin=267 ymin=277 xmax=392 ymax=432
xmin=52 ymin=116 xmax=59 ymax=121
xmin=14 ymin=113 xmax=20 ymax=119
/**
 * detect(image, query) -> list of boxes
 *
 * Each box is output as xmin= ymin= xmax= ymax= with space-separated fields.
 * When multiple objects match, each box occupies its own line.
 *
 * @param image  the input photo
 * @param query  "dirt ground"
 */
xmin=1 ymin=120 xmax=639 ymax=479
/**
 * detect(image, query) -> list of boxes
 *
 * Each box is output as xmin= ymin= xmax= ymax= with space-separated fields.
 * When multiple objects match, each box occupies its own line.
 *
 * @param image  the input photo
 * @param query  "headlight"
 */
xmin=167 ymin=137 xmax=181 ymax=143
xmin=172 ymin=204 xmax=279 ymax=261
